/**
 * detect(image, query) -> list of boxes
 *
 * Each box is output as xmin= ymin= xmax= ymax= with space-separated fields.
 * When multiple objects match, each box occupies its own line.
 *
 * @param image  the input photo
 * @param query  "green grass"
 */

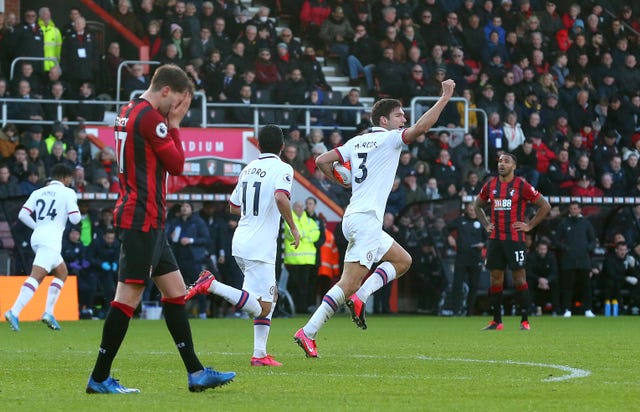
xmin=1 ymin=314 xmax=639 ymax=411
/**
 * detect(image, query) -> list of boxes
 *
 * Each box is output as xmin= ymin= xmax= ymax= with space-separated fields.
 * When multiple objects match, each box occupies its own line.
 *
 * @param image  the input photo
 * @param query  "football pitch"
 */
xmin=1 ymin=314 xmax=639 ymax=411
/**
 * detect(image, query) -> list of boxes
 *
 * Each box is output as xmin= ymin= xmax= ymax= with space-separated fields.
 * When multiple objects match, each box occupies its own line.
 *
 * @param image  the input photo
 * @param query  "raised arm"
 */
xmin=403 ymin=79 xmax=456 ymax=144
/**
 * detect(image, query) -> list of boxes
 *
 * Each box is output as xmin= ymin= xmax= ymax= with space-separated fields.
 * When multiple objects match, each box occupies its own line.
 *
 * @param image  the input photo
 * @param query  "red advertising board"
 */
xmin=88 ymin=126 xmax=254 ymax=192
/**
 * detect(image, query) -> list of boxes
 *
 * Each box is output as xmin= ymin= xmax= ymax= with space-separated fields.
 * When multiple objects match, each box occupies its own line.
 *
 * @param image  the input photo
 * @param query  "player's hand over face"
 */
xmin=290 ymin=227 xmax=301 ymax=249
xmin=167 ymin=92 xmax=193 ymax=129
xmin=441 ymin=79 xmax=456 ymax=98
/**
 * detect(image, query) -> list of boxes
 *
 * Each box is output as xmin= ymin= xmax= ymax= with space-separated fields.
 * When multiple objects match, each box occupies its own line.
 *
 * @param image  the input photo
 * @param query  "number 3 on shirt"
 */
xmin=354 ymin=152 xmax=368 ymax=184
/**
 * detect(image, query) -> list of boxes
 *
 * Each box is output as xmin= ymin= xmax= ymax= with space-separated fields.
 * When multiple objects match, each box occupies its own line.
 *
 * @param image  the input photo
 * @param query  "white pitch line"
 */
xmin=416 ymin=356 xmax=591 ymax=382
xmin=3 ymin=349 xmax=591 ymax=382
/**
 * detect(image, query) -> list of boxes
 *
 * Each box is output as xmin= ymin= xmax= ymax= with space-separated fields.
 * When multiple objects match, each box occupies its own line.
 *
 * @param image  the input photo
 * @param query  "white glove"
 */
xmin=626 ymin=255 xmax=636 ymax=267
xmin=625 ymin=276 xmax=638 ymax=286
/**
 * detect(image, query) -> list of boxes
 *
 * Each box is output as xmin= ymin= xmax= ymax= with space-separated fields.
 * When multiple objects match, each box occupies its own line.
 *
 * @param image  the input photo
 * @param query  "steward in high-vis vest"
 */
xmin=38 ymin=8 xmax=62 ymax=72
xmin=284 ymin=201 xmax=320 ymax=313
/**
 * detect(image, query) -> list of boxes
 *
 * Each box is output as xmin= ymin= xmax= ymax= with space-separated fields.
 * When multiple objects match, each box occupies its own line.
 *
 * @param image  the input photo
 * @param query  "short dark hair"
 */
xmin=499 ymin=152 xmax=518 ymax=166
xmin=51 ymin=164 xmax=73 ymax=180
xmin=150 ymin=64 xmax=194 ymax=93
xmin=258 ymin=124 xmax=284 ymax=154
xmin=370 ymin=98 xmax=402 ymax=126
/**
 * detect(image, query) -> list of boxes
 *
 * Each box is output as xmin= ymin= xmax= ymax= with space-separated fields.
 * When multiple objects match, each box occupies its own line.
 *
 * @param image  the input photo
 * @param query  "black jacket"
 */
xmin=555 ymin=215 xmax=596 ymax=270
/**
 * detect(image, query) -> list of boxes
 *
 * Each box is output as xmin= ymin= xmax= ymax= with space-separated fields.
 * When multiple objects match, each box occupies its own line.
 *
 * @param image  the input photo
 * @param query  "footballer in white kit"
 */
xmin=230 ymin=153 xmax=294 ymax=300
xmin=4 ymin=164 xmax=80 ymax=331
xmin=21 ymin=179 xmax=81 ymax=270
xmin=336 ymin=127 xmax=404 ymax=268
xmin=295 ymin=81 xmax=456 ymax=357
xmin=185 ymin=125 xmax=300 ymax=367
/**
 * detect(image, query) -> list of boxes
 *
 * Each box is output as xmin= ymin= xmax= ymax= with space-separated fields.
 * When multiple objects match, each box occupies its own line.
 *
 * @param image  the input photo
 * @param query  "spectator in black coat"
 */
xmin=61 ymin=16 xmax=98 ymax=91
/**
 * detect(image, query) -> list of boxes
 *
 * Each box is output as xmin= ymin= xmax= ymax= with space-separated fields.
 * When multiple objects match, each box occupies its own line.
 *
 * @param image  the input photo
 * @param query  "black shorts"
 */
xmin=117 ymin=228 xmax=179 ymax=284
xmin=485 ymin=239 xmax=527 ymax=271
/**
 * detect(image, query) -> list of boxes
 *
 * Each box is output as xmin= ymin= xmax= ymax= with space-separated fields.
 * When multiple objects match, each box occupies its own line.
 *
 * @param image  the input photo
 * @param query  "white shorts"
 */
xmin=234 ymin=257 xmax=276 ymax=302
xmin=32 ymin=244 xmax=64 ymax=273
xmin=342 ymin=211 xmax=394 ymax=269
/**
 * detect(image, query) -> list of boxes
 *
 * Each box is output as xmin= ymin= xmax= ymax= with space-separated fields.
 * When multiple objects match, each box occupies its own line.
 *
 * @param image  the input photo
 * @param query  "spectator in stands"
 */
xmin=10 ymin=61 xmax=44 ymax=99
xmin=226 ymin=7 xmax=250 ymax=42
xmin=162 ymin=0 xmax=188 ymax=38
xmin=0 ymin=77 xmax=7 ymax=97
xmin=6 ymin=80 xmax=43 ymax=131
xmin=404 ymin=169 xmax=428 ymax=205
xmin=602 ymin=154 xmax=627 ymax=195
xmin=547 ymin=148 xmax=576 ymax=195
xmin=26 ymin=141 xmax=46 ymax=182
xmin=599 ymin=172 xmax=623 ymax=196
xmin=432 ymin=149 xmax=458 ymax=194
xmin=70 ymin=82 xmax=104 ymax=122
xmin=309 ymin=167 xmax=349 ymax=208
xmin=37 ymin=6 xmax=62 ymax=75
xmin=86 ymin=147 xmax=118 ymax=190
xmin=142 ymin=20 xmax=164 ymax=63
xmin=166 ymin=24 xmax=187 ymax=62
xmin=44 ymin=121 xmax=67 ymax=154
xmin=0 ymin=163 xmax=22 ymax=198
xmin=346 ymin=23 xmax=377 ymax=92
xmin=160 ymin=43 xmax=185 ymax=68
xmin=386 ymin=176 xmax=406 ymax=216
xmin=189 ymin=27 xmax=215 ymax=70
xmin=299 ymin=46 xmax=330 ymax=91
xmin=61 ymin=7 xmax=82 ymax=38
xmin=276 ymin=27 xmax=302 ymax=61
xmin=122 ymin=63 xmax=150 ymax=100
xmin=503 ymin=111 xmax=526 ymax=152
xmin=255 ymin=23 xmax=275 ymax=52
xmin=8 ymin=144 xmax=28 ymax=181
xmin=223 ymin=41 xmax=249 ymax=78
xmin=462 ymin=13 xmax=485 ymax=63
xmin=61 ymin=16 xmax=98 ymax=91
xmin=254 ymin=48 xmax=281 ymax=92
xmin=320 ymin=5 xmax=354 ymax=75
xmin=374 ymin=46 xmax=406 ymax=101
xmin=15 ymin=9 xmax=44 ymax=75
xmin=0 ymin=123 xmax=19 ymax=159
xmin=227 ymin=84 xmax=254 ymax=123
xmin=137 ymin=0 xmax=162 ymax=30
xmin=43 ymin=141 xmax=66 ymax=177
xmin=336 ymin=88 xmax=365 ymax=133
xmin=22 ymin=125 xmax=47 ymax=156
xmin=379 ymin=26 xmax=406 ymax=64
xmin=238 ymin=24 xmax=259 ymax=63
xmin=64 ymin=146 xmax=81 ymax=170
xmin=210 ymin=17 xmax=231 ymax=58
xmin=208 ymin=62 xmax=238 ymax=102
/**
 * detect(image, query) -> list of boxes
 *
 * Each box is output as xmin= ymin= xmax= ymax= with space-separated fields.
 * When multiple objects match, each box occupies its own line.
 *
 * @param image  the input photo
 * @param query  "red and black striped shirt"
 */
xmin=478 ymin=176 xmax=541 ymax=241
xmin=113 ymin=98 xmax=185 ymax=231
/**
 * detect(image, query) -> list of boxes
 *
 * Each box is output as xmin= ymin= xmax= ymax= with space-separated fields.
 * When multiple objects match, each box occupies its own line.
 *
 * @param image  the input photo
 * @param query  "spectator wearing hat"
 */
xmin=596 ymin=72 xmax=618 ymax=102
xmin=477 ymin=84 xmax=501 ymax=116
xmin=22 ymin=125 xmax=48 ymax=156
xmin=570 ymin=172 xmax=603 ymax=212
xmin=273 ymin=42 xmax=298 ymax=80
xmin=404 ymin=169 xmax=428 ymax=205
xmin=161 ymin=0 xmax=188 ymax=38
xmin=44 ymin=121 xmax=68 ymax=154
xmin=26 ymin=141 xmax=46 ymax=182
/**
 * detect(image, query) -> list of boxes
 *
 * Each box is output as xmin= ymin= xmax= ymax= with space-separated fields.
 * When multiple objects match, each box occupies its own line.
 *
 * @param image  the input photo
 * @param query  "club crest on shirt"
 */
xmin=156 ymin=122 xmax=168 ymax=138
xmin=509 ymin=189 xmax=515 ymax=197
xmin=284 ymin=173 xmax=292 ymax=183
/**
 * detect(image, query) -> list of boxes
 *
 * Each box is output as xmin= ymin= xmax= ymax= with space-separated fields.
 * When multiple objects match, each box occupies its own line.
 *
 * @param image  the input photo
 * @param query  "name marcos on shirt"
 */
xmin=353 ymin=141 xmax=378 ymax=150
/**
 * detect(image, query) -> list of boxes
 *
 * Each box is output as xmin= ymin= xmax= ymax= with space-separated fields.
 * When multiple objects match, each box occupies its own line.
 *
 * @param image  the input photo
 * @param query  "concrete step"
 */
xmin=325 ymin=75 xmax=349 ymax=87
xmin=322 ymin=65 xmax=336 ymax=76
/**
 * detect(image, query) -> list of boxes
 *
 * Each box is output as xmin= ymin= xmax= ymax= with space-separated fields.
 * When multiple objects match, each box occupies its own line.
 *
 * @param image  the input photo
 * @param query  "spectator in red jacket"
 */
xmin=530 ymin=132 xmax=556 ymax=174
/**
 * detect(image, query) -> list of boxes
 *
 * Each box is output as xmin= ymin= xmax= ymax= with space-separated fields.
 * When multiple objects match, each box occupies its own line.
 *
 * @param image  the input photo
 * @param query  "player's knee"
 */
xmin=395 ymin=252 xmax=412 ymax=275
xmin=258 ymin=301 xmax=272 ymax=318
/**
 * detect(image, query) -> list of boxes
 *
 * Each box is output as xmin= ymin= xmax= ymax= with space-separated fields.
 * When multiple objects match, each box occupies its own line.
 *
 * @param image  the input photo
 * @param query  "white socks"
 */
xmin=303 ymin=285 xmax=346 ymax=339
xmin=253 ymin=302 xmax=275 ymax=358
xmin=356 ymin=262 xmax=397 ymax=303
xmin=209 ymin=280 xmax=261 ymax=318
xmin=10 ymin=277 xmax=40 ymax=316
xmin=45 ymin=278 xmax=65 ymax=315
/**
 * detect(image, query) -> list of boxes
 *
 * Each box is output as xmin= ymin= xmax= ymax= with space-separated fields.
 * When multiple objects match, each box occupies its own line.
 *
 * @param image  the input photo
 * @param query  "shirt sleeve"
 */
xmin=335 ymin=140 xmax=352 ymax=164
xmin=478 ymin=181 xmax=491 ymax=202
xmin=274 ymin=164 xmax=294 ymax=196
xmin=22 ymin=192 xmax=36 ymax=214
xmin=66 ymin=189 xmax=81 ymax=224
xmin=229 ymin=178 xmax=242 ymax=207
xmin=521 ymin=179 xmax=541 ymax=203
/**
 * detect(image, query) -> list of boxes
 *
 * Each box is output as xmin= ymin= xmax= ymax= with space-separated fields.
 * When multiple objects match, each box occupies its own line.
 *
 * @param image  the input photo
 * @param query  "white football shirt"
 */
xmin=230 ymin=154 xmax=294 ymax=263
xmin=337 ymin=126 xmax=405 ymax=222
xmin=21 ymin=181 xmax=80 ymax=252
